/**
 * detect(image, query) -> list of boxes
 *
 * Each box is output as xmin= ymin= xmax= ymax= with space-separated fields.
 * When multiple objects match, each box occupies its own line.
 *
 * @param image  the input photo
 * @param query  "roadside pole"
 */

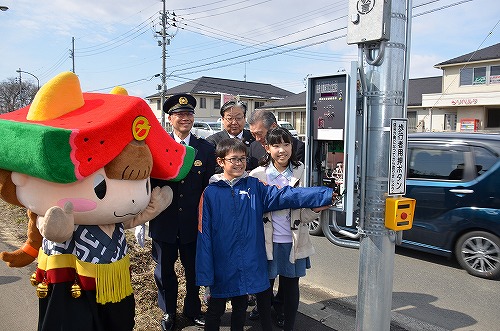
xmin=347 ymin=0 xmax=412 ymax=329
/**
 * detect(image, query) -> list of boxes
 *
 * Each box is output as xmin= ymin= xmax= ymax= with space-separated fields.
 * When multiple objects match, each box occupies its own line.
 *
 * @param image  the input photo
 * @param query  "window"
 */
xmin=490 ymin=65 xmax=500 ymax=84
xmin=473 ymin=67 xmax=487 ymax=84
xmin=255 ymin=101 xmax=265 ymax=109
xmin=444 ymin=113 xmax=457 ymax=131
xmin=407 ymin=112 xmax=417 ymax=132
xmin=486 ymin=108 xmax=500 ymax=128
xmin=200 ymin=97 xmax=206 ymax=109
xmin=460 ymin=67 xmax=486 ymax=86
xmin=472 ymin=146 xmax=497 ymax=177
xmin=408 ymin=148 xmax=465 ymax=180
xmin=279 ymin=112 xmax=292 ymax=123
xmin=208 ymin=122 xmax=221 ymax=130
xmin=214 ymin=99 xmax=221 ymax=109
xmin=459 ymin=66 xmax=500 ymax=86
xmin=156 ymin=99 xmax=161 ymax=110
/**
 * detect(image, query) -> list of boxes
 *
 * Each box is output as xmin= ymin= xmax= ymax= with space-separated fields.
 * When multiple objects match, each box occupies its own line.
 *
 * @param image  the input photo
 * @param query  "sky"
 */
xmin=0 ymin=0 xmax=498 ymax=99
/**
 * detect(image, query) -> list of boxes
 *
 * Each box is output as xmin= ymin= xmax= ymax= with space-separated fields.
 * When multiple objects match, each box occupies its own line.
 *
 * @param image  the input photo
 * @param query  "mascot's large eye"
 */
xmin=93 ymin=174 xmax=107 ymax=200
xmin=146 ymin=179 xmax=150 ymax=195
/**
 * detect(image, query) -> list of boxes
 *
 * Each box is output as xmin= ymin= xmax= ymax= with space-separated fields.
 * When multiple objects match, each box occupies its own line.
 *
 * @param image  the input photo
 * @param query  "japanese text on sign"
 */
xmin=389 ymin=119 xmax=407 ymax=195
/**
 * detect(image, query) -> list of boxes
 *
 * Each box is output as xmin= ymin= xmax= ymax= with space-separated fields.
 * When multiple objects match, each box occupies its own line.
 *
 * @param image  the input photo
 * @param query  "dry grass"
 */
xmin=0 ymin=200 xmax=204 ymax=331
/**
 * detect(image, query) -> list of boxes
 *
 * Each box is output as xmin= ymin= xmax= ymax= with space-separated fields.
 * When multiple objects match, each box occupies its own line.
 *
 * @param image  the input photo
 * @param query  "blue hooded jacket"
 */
xmin=196 ymin=173 xmax=333 ymax=298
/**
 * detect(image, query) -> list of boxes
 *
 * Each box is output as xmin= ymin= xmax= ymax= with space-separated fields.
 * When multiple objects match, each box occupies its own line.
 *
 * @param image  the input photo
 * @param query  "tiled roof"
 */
xmin=407 ymin=76 xmax=442 ymax=106
xmin=435 ymin=42 xmax=500 ymax=67
xmin=259 ymin=91 xmax=306 ymax=109
xmin=146 ymin=76 xmax=293 ymax=100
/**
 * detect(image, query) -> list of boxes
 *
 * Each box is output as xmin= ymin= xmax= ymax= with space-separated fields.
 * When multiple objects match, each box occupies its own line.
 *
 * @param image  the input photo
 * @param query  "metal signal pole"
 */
xmin=347 ymin=0 xmax=413 ymax=329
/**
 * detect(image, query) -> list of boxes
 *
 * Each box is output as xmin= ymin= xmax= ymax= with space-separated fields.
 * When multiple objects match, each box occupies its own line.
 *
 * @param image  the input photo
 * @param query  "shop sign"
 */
xmin=490 ymin=75 xmax=500 ymax=84
xmin=451 ymin=98 xmax=478 ymax=106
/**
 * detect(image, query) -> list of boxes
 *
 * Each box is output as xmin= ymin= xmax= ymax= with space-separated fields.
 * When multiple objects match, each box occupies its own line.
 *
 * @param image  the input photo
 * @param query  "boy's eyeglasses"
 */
xmin=223 ymin=157 xmax=248 ymax=165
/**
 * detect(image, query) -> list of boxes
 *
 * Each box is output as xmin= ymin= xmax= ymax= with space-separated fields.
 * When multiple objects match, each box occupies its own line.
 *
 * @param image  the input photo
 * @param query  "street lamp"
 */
xmin=0 ymin=6 xmax=8 ymax=11
xmin=16 ymin=68 xmax=40 ymax=90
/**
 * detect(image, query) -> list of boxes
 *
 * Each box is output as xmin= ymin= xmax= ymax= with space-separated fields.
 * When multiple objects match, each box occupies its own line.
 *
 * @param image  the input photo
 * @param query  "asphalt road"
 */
xmin=305 ymin=235 xmax=500 ymax=331
xmin=0 ymin=239 xmax=38 ymax=331
xmin=4 ymin=229 xmax=497 ymax=331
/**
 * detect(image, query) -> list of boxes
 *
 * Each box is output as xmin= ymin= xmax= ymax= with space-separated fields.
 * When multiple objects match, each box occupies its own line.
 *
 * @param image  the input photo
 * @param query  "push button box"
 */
xmin=385 ymin=197 xmax=416 ymax=231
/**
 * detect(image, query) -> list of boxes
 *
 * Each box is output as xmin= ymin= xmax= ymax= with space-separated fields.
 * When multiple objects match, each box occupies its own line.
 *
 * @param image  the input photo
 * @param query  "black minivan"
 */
xmin=403 ymin=132 xmax=500 ymax=279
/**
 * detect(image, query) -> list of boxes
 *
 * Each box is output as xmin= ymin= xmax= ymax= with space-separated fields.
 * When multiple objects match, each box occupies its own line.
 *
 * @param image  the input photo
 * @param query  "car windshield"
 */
xmin=208 ymin=122 xmax=221 ymax=130
xmin=280 ymin=122 xmax=294 ymax=130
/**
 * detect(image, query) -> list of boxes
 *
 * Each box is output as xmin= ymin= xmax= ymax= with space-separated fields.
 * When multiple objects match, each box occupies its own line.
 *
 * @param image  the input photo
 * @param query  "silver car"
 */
xmin=191 ymin=121 xmax=221 ymax=139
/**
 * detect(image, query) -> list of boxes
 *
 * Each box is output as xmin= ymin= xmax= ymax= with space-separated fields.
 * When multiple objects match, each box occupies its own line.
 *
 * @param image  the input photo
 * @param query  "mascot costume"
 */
xmin=0 ymin=71 xmax=195 ymax=331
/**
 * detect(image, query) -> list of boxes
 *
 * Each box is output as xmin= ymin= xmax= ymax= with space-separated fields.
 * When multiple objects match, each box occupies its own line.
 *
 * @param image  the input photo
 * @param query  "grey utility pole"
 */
xmin=71 ymin=37 xmax=75 ymax=73
xmin=157 ymin=0 xmax=178 ymax=128
xmin=347 ymin=0 xmax=413 ymax=329
xmin=18 ymin=69 xmax=22 ymax=108
xmin=160 ymin=0 xmax=167 ymax=128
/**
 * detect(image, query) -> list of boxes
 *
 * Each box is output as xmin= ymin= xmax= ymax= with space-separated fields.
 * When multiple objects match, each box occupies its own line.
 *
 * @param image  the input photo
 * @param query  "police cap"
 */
xmin=163 ymin=93 xmax=196 ymax=114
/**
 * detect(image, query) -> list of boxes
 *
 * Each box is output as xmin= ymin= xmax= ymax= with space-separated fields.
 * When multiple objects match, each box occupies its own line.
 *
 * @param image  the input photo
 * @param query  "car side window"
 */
xmin=408 ymin=148 xmax=465 ymax=180
xmin=472 ymin=146 xmax=497 ymax=177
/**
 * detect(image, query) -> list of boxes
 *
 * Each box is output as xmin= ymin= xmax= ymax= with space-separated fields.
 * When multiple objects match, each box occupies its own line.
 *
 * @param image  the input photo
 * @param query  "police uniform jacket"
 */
xmin=149 ymin=134 xmax=216 ymax=244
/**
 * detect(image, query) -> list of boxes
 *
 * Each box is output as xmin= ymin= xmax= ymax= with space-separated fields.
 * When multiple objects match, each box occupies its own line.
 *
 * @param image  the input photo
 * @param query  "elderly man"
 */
xmin=247 ymin=109 xmax=305 ymax=170
xmin=149 ymin=93 xmax=216 ymax=331
xmin=206 ymin=99 xmax=255 ymax=173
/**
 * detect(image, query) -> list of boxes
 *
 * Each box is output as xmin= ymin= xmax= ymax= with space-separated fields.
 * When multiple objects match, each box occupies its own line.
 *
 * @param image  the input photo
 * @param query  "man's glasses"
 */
xmin=223 ymin=157 xmax=248 ymax=165
xmin=224 ymin=116 xmax=245 ymax=122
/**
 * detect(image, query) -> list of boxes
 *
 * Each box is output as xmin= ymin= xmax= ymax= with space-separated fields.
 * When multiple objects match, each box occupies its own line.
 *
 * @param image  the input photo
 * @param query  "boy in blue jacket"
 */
xmin=196 ymin=138 xmax=335 ymax=331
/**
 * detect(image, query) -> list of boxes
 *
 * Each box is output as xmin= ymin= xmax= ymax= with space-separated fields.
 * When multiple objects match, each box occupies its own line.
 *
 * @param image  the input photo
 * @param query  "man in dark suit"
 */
xmin=247 ymin=109 xmax=305 ymax=170
xmin=149 ymin=93 xmax=216 ymax=331
xmin=206 ymin=99 xmax=255 ymax=173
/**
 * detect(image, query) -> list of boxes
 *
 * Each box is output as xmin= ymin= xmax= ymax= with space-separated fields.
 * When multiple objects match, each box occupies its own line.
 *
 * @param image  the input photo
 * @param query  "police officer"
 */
xmin=149 ymin=93 xmax=216 ymax=331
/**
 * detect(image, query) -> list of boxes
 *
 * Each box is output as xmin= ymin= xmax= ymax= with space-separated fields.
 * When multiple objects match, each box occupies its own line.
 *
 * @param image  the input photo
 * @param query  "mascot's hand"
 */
xmin=151 ymin=185 xmax=174 ymax=212
xmin=124 ymin=185 xmax=173 ymax=229
xmin=37 ymin=202 xmax=75 ymax=243
xmin=131 ymin=186 xmax=173 ymax=247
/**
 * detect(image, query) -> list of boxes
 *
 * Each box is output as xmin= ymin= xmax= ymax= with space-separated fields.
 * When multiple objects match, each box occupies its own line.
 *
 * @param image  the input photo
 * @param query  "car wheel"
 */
xmin=308 ymin=218 xmax=323 ymax=236
xmin=454 ymin=231 xmax=500 ymax=280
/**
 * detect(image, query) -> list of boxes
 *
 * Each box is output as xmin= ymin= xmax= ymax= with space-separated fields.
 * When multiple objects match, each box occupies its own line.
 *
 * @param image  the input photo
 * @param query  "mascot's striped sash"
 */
xmin=35 ymin=250 xmax=133 ymax=304
xmin=35 ymin=223 xmax=132 ymax=304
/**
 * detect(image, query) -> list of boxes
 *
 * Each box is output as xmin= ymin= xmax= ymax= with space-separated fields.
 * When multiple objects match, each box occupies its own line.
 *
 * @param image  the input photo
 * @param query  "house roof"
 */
xmin=407 ymin=76 xmax=442 ymax=106
xmin=146 ymin=76 xmax=294 ymax=100
xmin=435 ymin=42 xmax=500 ymax=67
xmin=259 ymin=91 xmax=306 ymax=109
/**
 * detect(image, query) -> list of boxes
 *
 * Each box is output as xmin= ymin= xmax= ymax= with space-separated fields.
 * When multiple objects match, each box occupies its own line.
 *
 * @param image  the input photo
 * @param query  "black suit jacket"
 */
xmin=149 ymin=134 xmax=216 ymax=244
xmin=206 ymin=129 xmax=255 ymax=173
xmin=247 ymin=137 xmax=305 ymax=171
